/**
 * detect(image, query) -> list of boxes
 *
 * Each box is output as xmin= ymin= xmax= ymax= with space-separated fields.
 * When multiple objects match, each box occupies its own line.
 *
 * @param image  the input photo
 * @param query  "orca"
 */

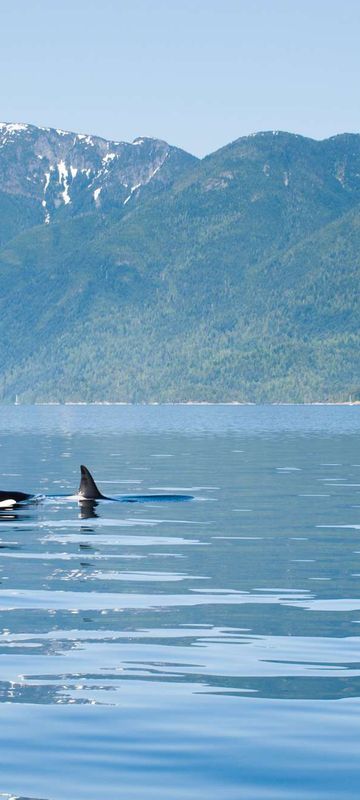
xmin=0 ymin=490 xmax=33 ymax=508
xmin=77 ymin=465 xmax=193 ymax=503
xmin=78 ymin=465 xmax=104 ymax=500
xmin=0 ymin=465 xmax=193 ymax=508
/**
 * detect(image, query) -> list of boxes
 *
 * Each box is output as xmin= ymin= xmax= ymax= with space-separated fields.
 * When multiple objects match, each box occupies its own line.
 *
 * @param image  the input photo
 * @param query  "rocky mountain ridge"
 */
xmin=0 ymin=122 xmax=197 ymax=232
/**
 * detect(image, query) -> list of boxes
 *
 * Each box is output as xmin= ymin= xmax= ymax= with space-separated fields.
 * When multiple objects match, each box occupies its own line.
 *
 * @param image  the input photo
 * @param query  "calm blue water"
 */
xmin=0 ymin=404 xmax=360 ymax=799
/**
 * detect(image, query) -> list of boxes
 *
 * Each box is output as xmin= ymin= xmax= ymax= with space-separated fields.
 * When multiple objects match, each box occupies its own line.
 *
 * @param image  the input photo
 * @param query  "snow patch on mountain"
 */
xmin=0 ymin=122 xmax=28 ymax=133
xmin=123 ymin=151 xmax=169 ymax=204
xmin=93 ymin=187 xmax=102 ymax=207
xmin=123 ymin=182 xmax=142 ymax=205
xmin=76 ymin=134 xmax=95 ymax=146
xmin=149 ymin=152 xmax=168 ymax=179
xmin=57 ymin=160 xmax=71 ymax=204
xmin=103 ymin=153 xmax=116 ymax=164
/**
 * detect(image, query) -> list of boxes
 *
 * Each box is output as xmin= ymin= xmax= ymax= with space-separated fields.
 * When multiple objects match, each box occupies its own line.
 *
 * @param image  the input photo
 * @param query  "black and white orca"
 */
xmin=0 ymin=490 xmax=33 ymax=508
xmin=0 ymin=465 xmax=193 ymax=508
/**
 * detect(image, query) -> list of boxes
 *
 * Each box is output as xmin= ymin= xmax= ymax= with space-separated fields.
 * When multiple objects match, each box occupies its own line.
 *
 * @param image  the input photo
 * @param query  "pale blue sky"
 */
xmin=1 ymin=0 xmax=360 ymax=156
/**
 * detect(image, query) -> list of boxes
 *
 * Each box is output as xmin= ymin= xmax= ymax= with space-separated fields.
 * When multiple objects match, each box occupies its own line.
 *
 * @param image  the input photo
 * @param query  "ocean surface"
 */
xmin=0 ymin=404 xmax=359 ymax=799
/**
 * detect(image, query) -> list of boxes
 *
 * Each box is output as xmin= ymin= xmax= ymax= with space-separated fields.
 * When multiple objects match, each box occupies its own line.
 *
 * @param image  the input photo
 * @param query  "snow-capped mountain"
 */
xmin=1 ymin=125 xmax=360 ymax=404
xmin=0 ymin=122 xmax=197 ymax=227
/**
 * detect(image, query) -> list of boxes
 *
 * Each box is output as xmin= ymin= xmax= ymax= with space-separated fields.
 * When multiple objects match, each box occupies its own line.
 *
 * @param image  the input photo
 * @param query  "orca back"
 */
xmin=78 ymin=465 xmax=105 ymax=500
xmin=0 ymin=490 xmax=33 ymax=505
xmin=119 ymin=494 xmax=193 ymax=503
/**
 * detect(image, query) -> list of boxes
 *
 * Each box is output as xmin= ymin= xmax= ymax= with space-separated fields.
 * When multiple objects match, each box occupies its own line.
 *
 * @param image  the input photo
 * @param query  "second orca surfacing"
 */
xmin=0 ymin=465 xmax=193 ymax=508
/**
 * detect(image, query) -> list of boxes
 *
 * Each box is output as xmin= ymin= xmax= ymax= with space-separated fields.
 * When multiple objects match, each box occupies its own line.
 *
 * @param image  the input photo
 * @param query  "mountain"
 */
xmin=0 ymin=122 xmax=197 ymax=242
xmin=0 ymin=125 xmax=359 ymax=403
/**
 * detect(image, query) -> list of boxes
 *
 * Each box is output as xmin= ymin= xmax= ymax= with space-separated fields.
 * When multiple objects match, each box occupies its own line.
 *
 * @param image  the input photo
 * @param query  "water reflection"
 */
xmin=79 ymin=500 xmax=99 ymax=519
xmin=1 ymin=620 xmax=360 ymax=703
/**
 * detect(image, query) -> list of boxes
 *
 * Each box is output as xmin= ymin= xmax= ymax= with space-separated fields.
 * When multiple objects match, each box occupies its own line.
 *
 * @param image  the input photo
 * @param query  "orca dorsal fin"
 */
xmin=78 ymin=465 xmax=104 ymax=500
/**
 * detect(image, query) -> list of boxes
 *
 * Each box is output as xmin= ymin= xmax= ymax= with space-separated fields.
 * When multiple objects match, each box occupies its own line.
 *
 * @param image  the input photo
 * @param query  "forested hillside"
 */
xmin=0 ymin=125 xmax=359 ymax=402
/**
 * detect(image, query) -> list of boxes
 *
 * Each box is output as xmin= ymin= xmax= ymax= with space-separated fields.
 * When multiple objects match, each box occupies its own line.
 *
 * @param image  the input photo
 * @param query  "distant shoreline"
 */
xmin=10 ymin=400 xmax=360 ymax=407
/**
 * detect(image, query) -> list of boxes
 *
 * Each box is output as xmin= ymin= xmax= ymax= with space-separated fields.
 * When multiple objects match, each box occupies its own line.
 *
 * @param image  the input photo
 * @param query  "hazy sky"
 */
xmin=2 ymin=0 xmax=360 ymax=156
